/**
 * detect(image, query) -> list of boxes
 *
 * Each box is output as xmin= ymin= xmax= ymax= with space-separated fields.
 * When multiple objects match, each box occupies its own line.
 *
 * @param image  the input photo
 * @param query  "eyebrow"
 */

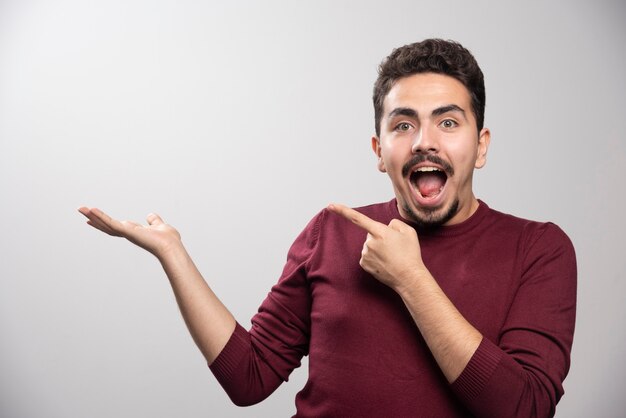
xmin=431 ymin=104 xmax=466 ymax=118
xmin=387 ymin=104 xmax=466 ymax=121
xmin=387 ymin=107 xmax=418 ymax=119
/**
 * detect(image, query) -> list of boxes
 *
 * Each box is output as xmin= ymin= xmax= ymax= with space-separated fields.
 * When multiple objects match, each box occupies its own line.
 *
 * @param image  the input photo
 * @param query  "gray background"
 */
xmin=1 ymin=0 xmax=624 ymax=417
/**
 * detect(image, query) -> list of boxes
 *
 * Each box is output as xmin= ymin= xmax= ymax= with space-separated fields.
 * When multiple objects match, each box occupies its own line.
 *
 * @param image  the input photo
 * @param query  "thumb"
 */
xmin=146 ymin=213 xmax=164 ymax=226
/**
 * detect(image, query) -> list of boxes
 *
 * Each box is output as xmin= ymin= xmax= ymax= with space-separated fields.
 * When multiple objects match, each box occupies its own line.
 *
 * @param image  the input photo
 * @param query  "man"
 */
xmin=79 ymin=39 xmax=576 ymax=417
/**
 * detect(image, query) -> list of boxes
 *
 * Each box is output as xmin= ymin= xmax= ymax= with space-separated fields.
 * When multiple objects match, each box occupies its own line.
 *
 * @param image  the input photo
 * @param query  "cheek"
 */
xmin=446 ymin=135 xmax=479 ymax=162
xmin=381 ymin=141 xmax=407 ymax=170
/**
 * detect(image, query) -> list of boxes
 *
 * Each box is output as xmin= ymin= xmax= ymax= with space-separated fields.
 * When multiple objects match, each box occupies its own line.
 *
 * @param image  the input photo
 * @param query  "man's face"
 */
xmin=373 ymin=72 xmax=490 ymax=227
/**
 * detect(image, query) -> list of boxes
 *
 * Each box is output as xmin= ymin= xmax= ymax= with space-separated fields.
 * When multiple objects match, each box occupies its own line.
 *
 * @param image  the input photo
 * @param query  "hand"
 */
xmin=78 ymin=207 xmax=182 ymax=260
xmin=327 ymin=203 xmax=428 ymax=292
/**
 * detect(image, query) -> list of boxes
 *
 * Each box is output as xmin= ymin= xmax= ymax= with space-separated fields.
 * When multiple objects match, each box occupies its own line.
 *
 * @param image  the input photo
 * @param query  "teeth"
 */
xmin=415 ymin=167 xmax=441 ymax=172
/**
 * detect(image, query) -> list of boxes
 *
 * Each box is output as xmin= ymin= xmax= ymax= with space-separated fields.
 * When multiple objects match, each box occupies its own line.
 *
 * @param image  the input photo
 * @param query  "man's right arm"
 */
xmin=78 ymin=207 xmax=236 ymax=364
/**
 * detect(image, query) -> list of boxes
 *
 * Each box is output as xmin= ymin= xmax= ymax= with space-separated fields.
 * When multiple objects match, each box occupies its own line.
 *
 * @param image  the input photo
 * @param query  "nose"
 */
xmin=411 ymin=126 xmax=438 ymax=154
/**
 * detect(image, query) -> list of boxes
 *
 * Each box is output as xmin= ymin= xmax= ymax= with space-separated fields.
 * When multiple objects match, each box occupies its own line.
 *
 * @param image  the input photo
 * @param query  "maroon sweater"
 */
xmin=209 ymin=200 xmax=576 ymax=417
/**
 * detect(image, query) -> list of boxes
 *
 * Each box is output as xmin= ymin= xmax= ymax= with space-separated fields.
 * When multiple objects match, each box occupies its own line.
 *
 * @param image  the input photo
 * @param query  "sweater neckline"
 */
xmin=386 ymin=198 xmax=489 ymax=237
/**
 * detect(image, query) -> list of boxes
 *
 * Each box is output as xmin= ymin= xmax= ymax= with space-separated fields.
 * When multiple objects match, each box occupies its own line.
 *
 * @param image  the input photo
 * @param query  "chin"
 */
xmin=402 ymin=199 xmax=459 ymax=229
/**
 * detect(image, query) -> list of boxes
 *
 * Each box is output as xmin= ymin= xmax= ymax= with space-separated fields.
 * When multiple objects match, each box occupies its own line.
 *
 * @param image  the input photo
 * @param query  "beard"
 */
xmin=401 ymin=198 xmax=459 ymax=229
xmin=399 ymin=153 xmax=458 ymax=228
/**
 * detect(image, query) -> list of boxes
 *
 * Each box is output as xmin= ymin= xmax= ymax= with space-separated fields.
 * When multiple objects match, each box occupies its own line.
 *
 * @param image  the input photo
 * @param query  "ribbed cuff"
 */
xmin=208 ymin=322 xmax=250 ymax=382
xmin=452 ymin=337 xmax=502 ymax=401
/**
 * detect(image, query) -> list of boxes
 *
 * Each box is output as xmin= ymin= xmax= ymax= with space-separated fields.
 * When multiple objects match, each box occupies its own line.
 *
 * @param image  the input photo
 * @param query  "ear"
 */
xmin=371 ymin=136 xmax=386 ymax=172
xmin=475 ymin=128 xmax=491 ymax=169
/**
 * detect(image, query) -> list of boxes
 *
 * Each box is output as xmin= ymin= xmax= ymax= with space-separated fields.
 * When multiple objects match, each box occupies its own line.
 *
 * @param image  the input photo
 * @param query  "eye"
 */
xmin=395 ymin=122 xmax=413 ymax=132
xmin=440 ymin=119 xmax=457 ymax=129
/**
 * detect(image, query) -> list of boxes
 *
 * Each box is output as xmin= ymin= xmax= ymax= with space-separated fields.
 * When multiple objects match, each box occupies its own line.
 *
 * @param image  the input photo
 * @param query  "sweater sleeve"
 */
xmin=451 ymin=222 xmax=577 ymax=418
xmin=208 ymin=211 xmax=321 ymax=406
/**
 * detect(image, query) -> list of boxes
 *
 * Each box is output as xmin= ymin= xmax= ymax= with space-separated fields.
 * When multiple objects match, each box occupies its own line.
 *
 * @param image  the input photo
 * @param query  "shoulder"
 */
xmin=324 ymin=199 xmax=396 ymax=224
xmin=313 ymin=199 xmax=396 ymax=241
xmin=483 ymin=203 xmax=570 ymax=238
xmin=294 ymin=199 xmax=393 ymax=239
xmin=482 ymin=203 xmax=576 ymax=262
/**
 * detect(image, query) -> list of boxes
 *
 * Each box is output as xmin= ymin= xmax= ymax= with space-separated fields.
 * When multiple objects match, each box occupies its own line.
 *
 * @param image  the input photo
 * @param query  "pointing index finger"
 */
xmin=328 ymin=203 xmax=386 ymax=236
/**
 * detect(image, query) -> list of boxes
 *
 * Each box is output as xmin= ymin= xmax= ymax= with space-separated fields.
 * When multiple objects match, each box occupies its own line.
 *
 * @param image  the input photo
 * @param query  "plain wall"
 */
xmin=1 ymin=0 xmax=624 ymax=416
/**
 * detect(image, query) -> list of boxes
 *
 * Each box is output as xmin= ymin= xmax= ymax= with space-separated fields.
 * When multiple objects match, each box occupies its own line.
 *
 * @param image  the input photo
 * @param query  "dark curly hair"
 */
xmin=373 ymin=39 xmax=485 ymax=136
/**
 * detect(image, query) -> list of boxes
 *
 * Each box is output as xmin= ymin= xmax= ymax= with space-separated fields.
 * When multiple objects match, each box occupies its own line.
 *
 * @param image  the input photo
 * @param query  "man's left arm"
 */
xmin=328 ymin=204 xmax=481 ymax=382
xmin=328 ymin=204 xmax=576 ymax=418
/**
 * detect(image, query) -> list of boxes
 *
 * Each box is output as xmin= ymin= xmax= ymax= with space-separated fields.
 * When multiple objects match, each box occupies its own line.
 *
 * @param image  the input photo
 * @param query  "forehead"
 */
xmin=383 ymin=73 xmax=472 ymax=116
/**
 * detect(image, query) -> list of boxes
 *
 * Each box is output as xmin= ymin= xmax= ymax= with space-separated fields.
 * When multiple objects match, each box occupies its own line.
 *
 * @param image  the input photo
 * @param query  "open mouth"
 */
xmin=410 ymin=167 xmax=448 ymax=199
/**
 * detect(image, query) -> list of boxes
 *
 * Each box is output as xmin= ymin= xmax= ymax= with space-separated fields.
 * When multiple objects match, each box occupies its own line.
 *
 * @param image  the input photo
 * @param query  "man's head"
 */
xmin=373 ymin=39 xmax=485 ymax=138
xmin=372 ymin=40 xmax=490 ymax=228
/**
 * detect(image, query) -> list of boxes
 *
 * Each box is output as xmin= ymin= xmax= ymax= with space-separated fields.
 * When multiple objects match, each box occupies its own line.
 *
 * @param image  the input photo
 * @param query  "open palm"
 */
xmin=78 ymin=207 xmax=182 ymax=259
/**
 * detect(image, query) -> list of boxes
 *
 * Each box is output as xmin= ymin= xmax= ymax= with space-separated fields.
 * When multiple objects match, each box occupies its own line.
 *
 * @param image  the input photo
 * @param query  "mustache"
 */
xmin=401 ymin=154 xmax=454 ymax=178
